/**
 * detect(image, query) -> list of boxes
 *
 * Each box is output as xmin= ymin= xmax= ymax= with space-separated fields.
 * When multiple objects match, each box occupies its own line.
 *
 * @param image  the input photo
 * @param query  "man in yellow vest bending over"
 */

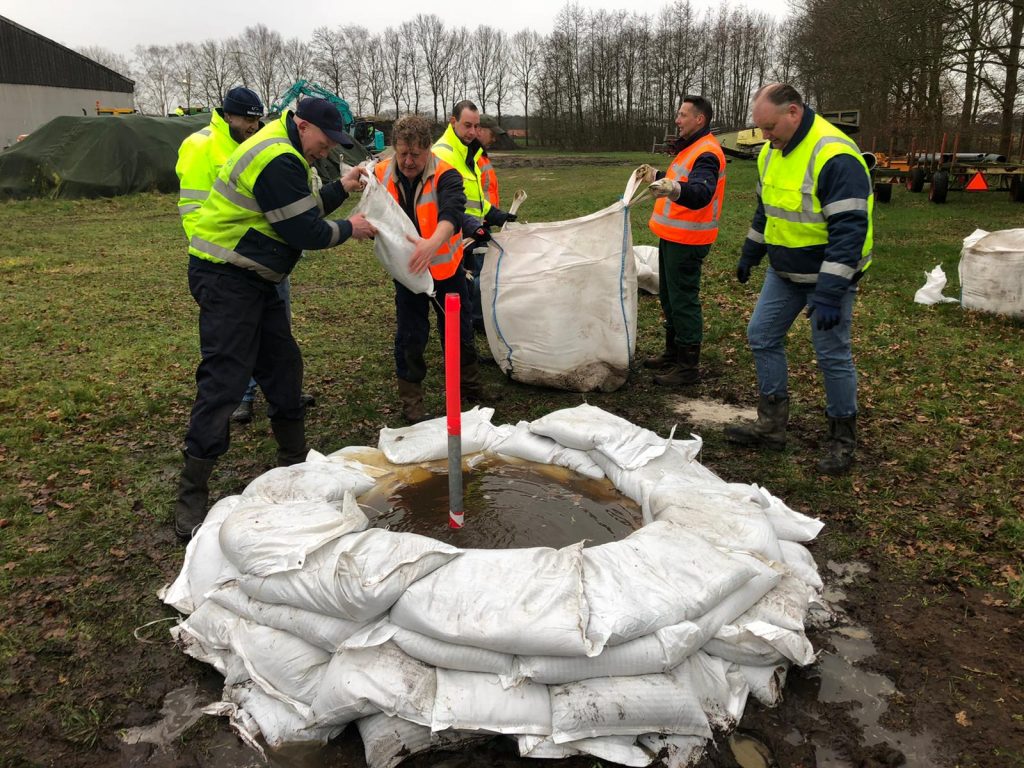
xmin=640 ymin=94 xmax=727 ymax=387
xmin=173 ymin=98 xmax=377 ymax=539
xmin=725 ymin=83 xmax=873 ymax=476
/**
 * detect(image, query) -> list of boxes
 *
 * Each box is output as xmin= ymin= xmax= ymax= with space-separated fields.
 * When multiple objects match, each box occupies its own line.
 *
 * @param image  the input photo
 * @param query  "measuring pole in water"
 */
xmin=445 ymin=293 xmax=464 ymax=528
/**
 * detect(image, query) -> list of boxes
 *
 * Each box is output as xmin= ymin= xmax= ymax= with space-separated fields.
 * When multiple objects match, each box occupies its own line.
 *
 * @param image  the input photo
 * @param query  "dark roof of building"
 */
xmin=0 ymin=15 xmax=133 ymax=93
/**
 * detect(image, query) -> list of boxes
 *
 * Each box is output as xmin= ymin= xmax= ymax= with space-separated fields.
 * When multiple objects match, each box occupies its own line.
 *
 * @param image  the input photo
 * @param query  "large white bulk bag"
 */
xmin=958 ymin=227 xmax=1024 ymax=317
xmin=479 ymin=171 xmax=645 ymax=392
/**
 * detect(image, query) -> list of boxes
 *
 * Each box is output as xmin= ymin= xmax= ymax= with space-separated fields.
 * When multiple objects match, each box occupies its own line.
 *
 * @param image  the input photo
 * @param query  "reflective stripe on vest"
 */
xmin=188 ymin=112 xmax=314 ymax=282
xmin=757 ymin=114 xmax=874 ymax=266
xmin=375 ymin=155 xmax=464 ymax=280
xmin=647 ymin=134 xmax=727 ymax=245
xmin=478 ymin=153 xmax=499 ymax=207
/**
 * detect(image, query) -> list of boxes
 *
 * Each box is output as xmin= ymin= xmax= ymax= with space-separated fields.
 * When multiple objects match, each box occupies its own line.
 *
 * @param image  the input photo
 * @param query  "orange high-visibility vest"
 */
xmin=477 ymin=151 xmax=500 ymax=208
xmin=648 ymin=134 xmax=727 ymax=245
xmin=375 ymin=156 xmax=464 ymax=280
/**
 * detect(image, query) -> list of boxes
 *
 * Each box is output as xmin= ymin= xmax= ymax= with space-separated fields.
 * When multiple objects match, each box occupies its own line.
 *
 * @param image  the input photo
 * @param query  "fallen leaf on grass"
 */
xmin=955 ymin=710 xmax=971 ymax=727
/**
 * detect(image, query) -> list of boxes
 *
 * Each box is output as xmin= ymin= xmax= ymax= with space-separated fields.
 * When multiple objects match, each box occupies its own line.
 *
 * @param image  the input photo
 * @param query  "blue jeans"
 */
xmin=243 ymin=276 xmax=292 ymax=402
xmin=746 ymin=267 xmax=858 ymax=419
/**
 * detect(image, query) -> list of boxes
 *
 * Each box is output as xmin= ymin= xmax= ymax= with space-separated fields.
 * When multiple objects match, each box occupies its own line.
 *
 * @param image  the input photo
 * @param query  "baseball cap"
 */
xmin=479 ymin=114 xmax=507 ymax=135
xmin=295 ymin=98 xmax=354 ymax=147
xmin=222 ymin=87 xmax=264 ymax=117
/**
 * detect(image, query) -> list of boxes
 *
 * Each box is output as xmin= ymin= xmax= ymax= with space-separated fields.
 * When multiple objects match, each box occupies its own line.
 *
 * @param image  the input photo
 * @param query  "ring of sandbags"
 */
xmin=162 ymin=404 xmax=824 ymax=768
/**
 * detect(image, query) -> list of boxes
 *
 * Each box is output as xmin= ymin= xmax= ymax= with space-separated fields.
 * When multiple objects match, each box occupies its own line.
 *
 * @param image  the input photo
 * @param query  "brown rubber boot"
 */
xmin=173 ymin=452 xmax=217 ymax=540
xmin=643 ymin=328 xmax=677 ymax=371
xmin=724 ymin=394 xmax=789 ymax=451
xmin=817 ymin=415 xmax=856 ymax=475
xmin=270 ymin=418 xmax=308 ymax=466
xmin=397 ymin=378 xmax=429 ymax=424
xmin=653 ymin=344 xmax=701 ymax=387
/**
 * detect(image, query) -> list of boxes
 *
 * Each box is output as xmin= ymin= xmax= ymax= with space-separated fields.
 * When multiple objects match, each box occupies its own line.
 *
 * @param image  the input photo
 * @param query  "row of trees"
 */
xmin=80 ymin=0 xmax=1024 ymax=154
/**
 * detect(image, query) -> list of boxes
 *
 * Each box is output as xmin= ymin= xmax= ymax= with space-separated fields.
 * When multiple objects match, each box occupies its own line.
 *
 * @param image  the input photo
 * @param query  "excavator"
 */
xmin=270 ymin=80 xmax=355 ymax=130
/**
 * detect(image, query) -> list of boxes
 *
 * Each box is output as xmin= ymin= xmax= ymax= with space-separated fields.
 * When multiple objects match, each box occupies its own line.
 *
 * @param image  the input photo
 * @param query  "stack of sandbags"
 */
xmin=162 ymin=405 xmax=824 ymax=767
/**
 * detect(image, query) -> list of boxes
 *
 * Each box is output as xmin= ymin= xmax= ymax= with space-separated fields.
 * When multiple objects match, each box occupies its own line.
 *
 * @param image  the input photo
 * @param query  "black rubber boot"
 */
xmin=461 ymin=358 xmax=487 ymax=403
xmin=653 ymin=343 xmax=701 ymax=386
xmin=725 ymin=394 xmax=789 ymax=451
xmin=817 ymin=415 xmax=856 ymax=475
xmin=271 ymin=418 xmax=308 ymax=466
xmin=173 ymin=452 xmax=217 ymax=540
xmin=643 ymin=328 xmax=677 ymax=371
xmin=231 ymin=399 xmax=254 ymax=424
xmin=397 ymin=378 xmax=429 ymax=424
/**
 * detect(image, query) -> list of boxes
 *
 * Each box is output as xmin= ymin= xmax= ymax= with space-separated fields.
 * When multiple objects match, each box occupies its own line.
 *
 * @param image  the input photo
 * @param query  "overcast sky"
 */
xmin=4 ymin=0 xmax=776 ymax=58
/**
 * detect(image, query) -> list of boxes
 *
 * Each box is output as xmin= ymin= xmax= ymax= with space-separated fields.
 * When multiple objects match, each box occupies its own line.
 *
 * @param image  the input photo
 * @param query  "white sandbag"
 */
xmin=637 ymin=734 xmax=707 ymax=768
xmin=229 ymin=621 xmax=331 ymax=717
xmin=752 ymin=485 xmax=825 ymax=542
xmin=958 ymin=227 xmax=1024 ymax=317
xmin=738 ymin=663 xmax=788 ymax=706
xmin=241 ymin=455 xmax=376 ymax=504
xmin=520 ymin=734 xmax=654 ymax=766
xmin=313 ymin=642 xmax=436 ymax=727
xmin=529 ymin=403 xmax=672 ymax=470
xmin=649 ymin=476 xmax=784 ymax=562
xmin=706 ymin=573 xmax=818 ymax=667
xmin=214 ymin=681 xmax=344 ymax=749
xmin=634 ymin=244 xmax=659 ymax=295
xmin=588 ymin=438 xmax=705 ymax=517
xmin=207 ymin=583 xmax=368 ymax=653
xmin=480 ymin=172 xmax=643 ymax=392
xmin=432 ymin=669 xmax=551 ymax=735
xmin=674 ymin=652 xmax=749 ymax=730
xmin=238 ymin=529 xmax=460 ymax=621
xmin=914 ymin=264 xmax=959 ymax=305
xmin=491 ymin=420 xmax=605 ymax=480
xmin=171 ymin=600 xmax=240 ymax=674
xmin=390 ymin=543 xmax=591 ymax=657
xmin=779 ymin=540 xmax=824 ymax=591
xmin=392 ymin=627 xmax=518 ymax=677
xmin=378 ymin=406 xmax=501 ymax=464
xmin=582 ymin=521 xmax=757 ymax=648
xmin=354 ymin=166 xmax=434 ymax=295
xmin=219 ymin=492 xmax=369 ymax=578
xmin=549 ymin=670 xmax=711 ymax=743
xmin=160 ymin=495 xmax=243 ymax=614
xmin=357 ymin=713 xmax=486 ymax=768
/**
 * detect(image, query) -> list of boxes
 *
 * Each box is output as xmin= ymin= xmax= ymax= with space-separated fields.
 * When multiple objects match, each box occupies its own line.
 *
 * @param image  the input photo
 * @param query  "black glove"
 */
xmin=471 ymin=226 xmax=492 ymax=246
xmin=808 ymin=297 xmax=842 ymax=331
xmin=736 ymin=260 xmax=752 ymax=284
xmin=504 ymin=212 xmax=517 ymax=223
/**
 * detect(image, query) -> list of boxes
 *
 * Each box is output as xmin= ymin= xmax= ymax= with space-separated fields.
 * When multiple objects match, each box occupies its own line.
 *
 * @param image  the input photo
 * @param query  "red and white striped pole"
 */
xmin=444 ymin=292 xmax=464 ymax=528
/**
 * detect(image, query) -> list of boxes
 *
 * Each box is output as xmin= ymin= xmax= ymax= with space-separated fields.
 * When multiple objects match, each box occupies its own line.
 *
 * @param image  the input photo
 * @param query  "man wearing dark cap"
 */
xmin=173 ymin=97 xmax=377 ymax=540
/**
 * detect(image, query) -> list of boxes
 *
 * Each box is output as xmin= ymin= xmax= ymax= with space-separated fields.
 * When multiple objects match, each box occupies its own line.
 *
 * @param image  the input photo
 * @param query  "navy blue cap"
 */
xmin=295 ymin=97 xmax=354 ymax=148
xmin=222 ymin=87 xmax=264 ymax=117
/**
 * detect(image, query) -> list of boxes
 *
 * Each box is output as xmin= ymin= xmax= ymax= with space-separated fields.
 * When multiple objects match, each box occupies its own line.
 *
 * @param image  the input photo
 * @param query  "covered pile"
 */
xmin=162 ymin=405 xmax=824 ymax=767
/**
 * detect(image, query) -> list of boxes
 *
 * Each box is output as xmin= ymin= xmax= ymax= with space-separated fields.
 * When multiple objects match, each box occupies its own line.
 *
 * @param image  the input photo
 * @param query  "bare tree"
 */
xmin=472 ymin=26 xmax=501 ymax=112
xmin=195 ymin=39 xmax=239 ymax=109
xmin=237 ymin=24 xmax=284 ymax=111
xmin=173 ymin=43 xmax=201 ymax=110
xmin=400 ymin=21 xmax=422 ymax=114
xmin=341 ymin=25 xmax=372 ymax=115
xmin=132 ymin=44 xmax=177 ymax=115
xmin=310 ymin=26 xmax=346 ymax=95
xmin=414 ymin=14 xmax=449 ymax=121
xmin=363 ymin=35 xmax=388 ymax=116
xmin=381 ymin=27 xmax=406 ymax=119
xmin=490 ymin=31 xmax=510 ymax=120
xmin=510 ymin=29 xmax=543 ymax=145
xmin=280 ymin=37 xmax=315 ymax=91
xmin=75 ymin=46 xmax=132 ymax=78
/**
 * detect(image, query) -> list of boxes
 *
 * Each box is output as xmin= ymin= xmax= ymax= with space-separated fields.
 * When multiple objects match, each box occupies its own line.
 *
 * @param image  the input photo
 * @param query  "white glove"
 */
xmin=310 ymin=167 xmax=323 ymax=194
xmin=649 ymin=178 xmax=680 ymax=201
xmin=637 ymin=164 xmax=658 ymax=184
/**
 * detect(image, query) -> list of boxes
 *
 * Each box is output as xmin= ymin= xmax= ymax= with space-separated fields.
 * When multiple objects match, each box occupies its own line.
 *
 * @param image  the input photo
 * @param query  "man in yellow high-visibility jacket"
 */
xmin=173 ymin=98 xmax=377 ymax=539
xmin=725 ymin=83 xmax=873 ymax=476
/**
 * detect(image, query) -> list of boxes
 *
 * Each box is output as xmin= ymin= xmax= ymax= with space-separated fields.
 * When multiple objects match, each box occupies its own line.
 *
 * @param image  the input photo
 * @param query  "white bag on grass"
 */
xmin=914 ymin=264 xmax=959 ymax=305
xmin=480 ymin=171 xmax=644 ymax=392
xmin=237 ymin=529 xmax=460 ymax=621
xmin=634 ymin=243 xmax=660 ymax=295
xmin=219 ymin=492 xmax=369 ymax=577
xmin=353 ymin=165 xmax=434 ymax=295
xmin=390 ymin=543 xmax=591 ymax=657
xmin=959 ymin=227 xmax=1024 ymax=317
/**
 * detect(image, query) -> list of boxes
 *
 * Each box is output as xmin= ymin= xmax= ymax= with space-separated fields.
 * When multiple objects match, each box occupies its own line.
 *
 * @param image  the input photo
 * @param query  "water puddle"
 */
xmin=358 ymin=456 xmax=642 ymax=549
xmin=120 ymin=684 xmax=211 ymax=746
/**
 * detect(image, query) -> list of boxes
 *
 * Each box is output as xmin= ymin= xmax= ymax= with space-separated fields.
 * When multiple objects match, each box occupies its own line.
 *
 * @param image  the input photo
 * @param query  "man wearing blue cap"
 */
xmin=173 ymin=97 xmax=377 ymax=540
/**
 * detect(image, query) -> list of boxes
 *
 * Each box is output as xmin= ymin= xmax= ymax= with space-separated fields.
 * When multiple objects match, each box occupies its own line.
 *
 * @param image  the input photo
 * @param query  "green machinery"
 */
xmin=270 ymin=80 xmax=355 ymax=130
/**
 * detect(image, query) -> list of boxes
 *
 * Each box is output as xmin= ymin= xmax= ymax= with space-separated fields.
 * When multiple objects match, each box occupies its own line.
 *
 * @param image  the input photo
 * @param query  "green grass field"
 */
xmin=0 ymin=153 xmax=1022 ymax=762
